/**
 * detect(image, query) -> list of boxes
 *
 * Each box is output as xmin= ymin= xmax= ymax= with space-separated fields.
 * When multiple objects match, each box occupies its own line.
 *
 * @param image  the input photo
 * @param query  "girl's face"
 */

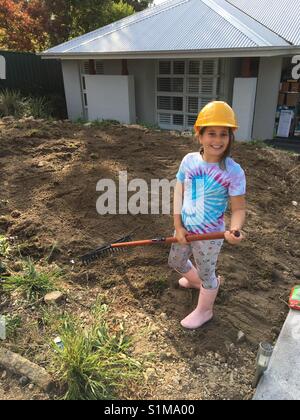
xmin=198 ymin=126 xmax=230 ymax=161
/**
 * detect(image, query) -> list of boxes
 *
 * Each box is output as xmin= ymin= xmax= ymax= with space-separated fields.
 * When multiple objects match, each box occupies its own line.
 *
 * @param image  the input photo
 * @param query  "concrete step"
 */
xmin=253 ymin=310 xmax=300 ymax=400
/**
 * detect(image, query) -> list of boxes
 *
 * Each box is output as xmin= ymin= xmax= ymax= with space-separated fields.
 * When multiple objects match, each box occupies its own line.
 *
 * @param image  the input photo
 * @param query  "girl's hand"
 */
xmin=224 ymin=229 xmax=244 ymax=245
xmin=175 ymin=227 xmax=189 ymax=245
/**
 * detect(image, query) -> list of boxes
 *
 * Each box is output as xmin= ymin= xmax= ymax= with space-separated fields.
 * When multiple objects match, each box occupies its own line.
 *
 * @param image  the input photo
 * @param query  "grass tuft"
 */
xmin=1 ymin=259 xmax=61 ymax=301
xmin=51 ymin=304 xmax=142 ymax=400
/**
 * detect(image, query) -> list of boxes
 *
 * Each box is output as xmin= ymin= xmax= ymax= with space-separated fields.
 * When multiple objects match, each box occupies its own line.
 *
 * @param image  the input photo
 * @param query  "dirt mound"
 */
xmin=0 ymin=117 xmax=299 ymax=400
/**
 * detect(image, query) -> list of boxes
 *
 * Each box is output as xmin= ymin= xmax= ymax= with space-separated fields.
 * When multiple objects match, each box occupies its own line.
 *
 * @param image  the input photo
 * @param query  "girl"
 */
xmin=168 ymin=101 xmax=246 ymax=330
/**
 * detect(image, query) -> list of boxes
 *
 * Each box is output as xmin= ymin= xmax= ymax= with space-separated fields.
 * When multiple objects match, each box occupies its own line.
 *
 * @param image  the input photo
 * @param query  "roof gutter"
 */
xmin=39 ymin=46 xmax=300 ymax=60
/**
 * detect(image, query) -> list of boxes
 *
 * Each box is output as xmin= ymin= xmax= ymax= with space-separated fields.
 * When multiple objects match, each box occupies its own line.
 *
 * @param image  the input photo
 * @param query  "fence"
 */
xmin=0 ymin=50 xmax=65 ymax=97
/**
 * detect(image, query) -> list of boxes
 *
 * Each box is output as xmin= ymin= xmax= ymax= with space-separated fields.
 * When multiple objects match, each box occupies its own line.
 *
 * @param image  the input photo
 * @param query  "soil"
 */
xmin=0 ymin=116 xmax=299 ymax=400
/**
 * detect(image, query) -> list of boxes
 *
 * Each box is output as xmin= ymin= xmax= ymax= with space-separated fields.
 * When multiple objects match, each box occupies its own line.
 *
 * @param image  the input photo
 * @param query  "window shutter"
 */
xmin=83 ymin=61 xmax=90 ymax=74
xmin=95 ymin=61 xmax=104 ymax=74
xmin=159 ymin=61 xmax=171 ymax=75
xmin=201 ymin=78 xmax=215 ymax=96
xmin=188 ymin=78 xmax=199 ymax=93
xmin=158 ymin=113 xmax=172 ymax=124
xmin=173 ymin=61 xmax=185 ymax=75
xmin=156 ymin=59 xmax=221 ymax=130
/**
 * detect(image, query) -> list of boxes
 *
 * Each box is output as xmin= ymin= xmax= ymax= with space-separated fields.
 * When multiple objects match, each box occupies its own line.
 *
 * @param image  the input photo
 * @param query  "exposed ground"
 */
xmin=0 ymin=116 xmax=299 ymax=400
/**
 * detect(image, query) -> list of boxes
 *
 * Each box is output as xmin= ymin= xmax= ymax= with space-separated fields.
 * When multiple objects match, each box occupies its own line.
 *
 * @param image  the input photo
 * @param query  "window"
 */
xmin=82 ymin=60 xmax=104 ymax=75
xmin=156 ymin=59 xmax=222 ymax=130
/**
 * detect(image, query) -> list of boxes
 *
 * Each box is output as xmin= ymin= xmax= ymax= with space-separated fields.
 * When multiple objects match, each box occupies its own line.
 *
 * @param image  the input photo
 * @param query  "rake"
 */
xmin=79 ymin=230 xmax=240 ymax=266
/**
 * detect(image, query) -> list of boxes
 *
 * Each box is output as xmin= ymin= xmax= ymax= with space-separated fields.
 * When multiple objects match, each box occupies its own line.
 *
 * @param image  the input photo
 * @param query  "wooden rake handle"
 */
xmin=110 ymin=230 xmax=239 ymax=249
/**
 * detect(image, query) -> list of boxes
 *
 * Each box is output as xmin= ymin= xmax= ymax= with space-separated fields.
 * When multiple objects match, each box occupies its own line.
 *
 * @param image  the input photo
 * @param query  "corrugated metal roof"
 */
xmin=42 ymin=0 xmax=294 ymax=57
xmin=227 ymin=0 xmax=300 ymax=46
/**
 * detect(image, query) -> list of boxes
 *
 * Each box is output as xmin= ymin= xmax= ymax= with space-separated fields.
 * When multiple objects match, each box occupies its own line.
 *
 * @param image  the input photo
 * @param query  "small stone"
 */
xmin=11 ymin=210 xmax=21 ymax=219
xmin=145 ymin=368 xmax=156 ymax=381
xmin=271 ymin=326 xmax=281 ymax=336
xmin=19 ymin=376 xmax=30 ymax=387
xmin=28 ymin=384 xmax=35 ymax=391
xmin=159 ymin=352 xmax=173 ymax=361
xmin=294 ymin=271 xmax=300 ymax=279
xmin=237 ymin=331 xmax=246 ymax=343
xmin=2 ymin=383 xmax=10 ymax=392
xmin=44 ymin=291 xmax=64 ymax=305
xmin=160 ymin=312 xmax=168 ymax=321
xmin=271 ymin=269 xmax=285 ymax=283
xmin=150 ymin=324 xmax=160 ymax=334
xmin=172 ymin=376 xmax=181 ymax=385
xmin=292 ymin=201 xmax=298 ymax=207
xmin=1 ymin=370 xmax=7 ymax=380
xmin=90 ymin=153 xmax=98 ymax=159
xmin=84 ymin=122 xmax=92 ymax=127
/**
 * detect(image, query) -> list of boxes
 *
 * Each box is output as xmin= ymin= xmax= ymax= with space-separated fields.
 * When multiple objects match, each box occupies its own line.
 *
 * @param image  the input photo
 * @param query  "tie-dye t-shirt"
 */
xmin=176 ymin=153 xmax=246 ymax=234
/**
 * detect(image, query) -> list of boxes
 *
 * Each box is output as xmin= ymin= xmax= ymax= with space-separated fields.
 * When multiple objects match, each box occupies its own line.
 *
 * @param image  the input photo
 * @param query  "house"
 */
xmin=41 ymin=0 xmax=300 ymax=140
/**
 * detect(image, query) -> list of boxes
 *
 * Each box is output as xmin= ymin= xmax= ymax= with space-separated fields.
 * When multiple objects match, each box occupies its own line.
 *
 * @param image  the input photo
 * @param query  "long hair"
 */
xmin=197 ymin=127 xmax=235 ymax=171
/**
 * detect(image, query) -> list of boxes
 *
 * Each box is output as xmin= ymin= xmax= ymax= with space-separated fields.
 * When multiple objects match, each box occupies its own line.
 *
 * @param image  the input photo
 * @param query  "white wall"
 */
xmin=98 ymin=59 xmax=156 ymax=124
xmin=233 ymin=78 xmax=257 ymax=141
xmin=85 ymin=75 xmax=136 ymax=124
xmin=61 ymin=61 xmax=84 ymax=120
xmin=252 ymin=57 xmax=283 ymax=140
xmin=128 ymin=60 xmax=156 ymax=125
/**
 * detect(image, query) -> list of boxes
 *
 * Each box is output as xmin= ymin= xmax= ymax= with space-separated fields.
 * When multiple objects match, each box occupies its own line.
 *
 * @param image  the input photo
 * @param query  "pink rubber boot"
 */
xmin=178 ymin=266 xmax=202 ymax=289
xmin=180 ymin=281 xmax=220 ymax=329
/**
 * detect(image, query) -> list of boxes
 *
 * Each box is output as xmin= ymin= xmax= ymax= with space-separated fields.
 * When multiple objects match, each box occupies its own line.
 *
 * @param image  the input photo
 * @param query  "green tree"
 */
xmin=126 ymin=0 xmax=154 ymax=12
xmin=0 ymin=0 xmax=151 ymax=52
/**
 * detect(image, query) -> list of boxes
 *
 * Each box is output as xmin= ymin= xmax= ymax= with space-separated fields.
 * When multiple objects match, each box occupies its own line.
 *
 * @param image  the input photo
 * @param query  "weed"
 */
xmin=51 ymin=304 xmax=142 ymax=400
xmin=1 ymin=259 xmax=62 ymax=301
xmin=0 ymin=235 xmax=10 ymax=258
xmin=0 ymin=89 xmax=25 ymax=117
xmin=91 ymin=119 xmax=120 ymax=128
xmin=25 ymin=96 xmax=52 ymax=119
xmin=138 ymin=121 xmax=160 ymax=130
xmin=5 ymin=315 xmax=22 ymax=339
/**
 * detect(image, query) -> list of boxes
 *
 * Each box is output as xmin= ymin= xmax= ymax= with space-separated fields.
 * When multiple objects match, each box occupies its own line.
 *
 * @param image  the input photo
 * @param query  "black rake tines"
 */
xmin=80 ymin=234 xmax=133 ymax=266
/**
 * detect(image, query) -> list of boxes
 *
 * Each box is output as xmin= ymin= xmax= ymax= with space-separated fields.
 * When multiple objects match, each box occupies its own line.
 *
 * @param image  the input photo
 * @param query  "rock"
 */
xmin=271 ymin=269 xmax=285 ymax=283
xmin=28 ymin=384 xmax=35 ymax=391
xmin=159 ymin=352 xmax=173 ymax=361
xmin=292 ymin=201 xmax=298 ymax=207
xmin=145 ymin=368 xmax=156 ymax=381
xmin=159 ymin=312 xmax=168 ymax=321
xmin=237 ymin=331 xmax=246 ymax=343
xmin=294 ymin=271 xmax=300 ymax=279
xmin=271 ymin=326 xmax=281 ymax=336
xmin=90 ymin=153 xmax=98 ymax=159
xmin=0 ymin=348 xmax=54 ymax=392
xmin=149 ymin=324 xmax=160 ymax=334
xmin=2 ymin=383 xmax=10 ymax=392
xmin=1 ymin=370 xmax=7 ymax=380
xmin=44 ymin=291 xmax=64 ymax=305
xmin=19 ymin=376 xmax=30 ymax=387
xmin=172 ymin=375 xmax=181 ymax=385
xmin=84 ymin=122 xmax=92 ymax=127
xmin=11 ymin=210 xmax=21 ymax=219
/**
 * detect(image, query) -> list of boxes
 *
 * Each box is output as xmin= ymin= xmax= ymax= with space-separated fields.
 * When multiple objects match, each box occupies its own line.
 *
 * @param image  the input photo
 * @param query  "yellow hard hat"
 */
xmin=194 ymin=101 xmax=238 ymax=133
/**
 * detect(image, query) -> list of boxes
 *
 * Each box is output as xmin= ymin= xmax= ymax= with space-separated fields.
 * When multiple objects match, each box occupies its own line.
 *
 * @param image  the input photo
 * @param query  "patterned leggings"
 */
xmin=168 ymin=238 xmax=224 ymax=289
